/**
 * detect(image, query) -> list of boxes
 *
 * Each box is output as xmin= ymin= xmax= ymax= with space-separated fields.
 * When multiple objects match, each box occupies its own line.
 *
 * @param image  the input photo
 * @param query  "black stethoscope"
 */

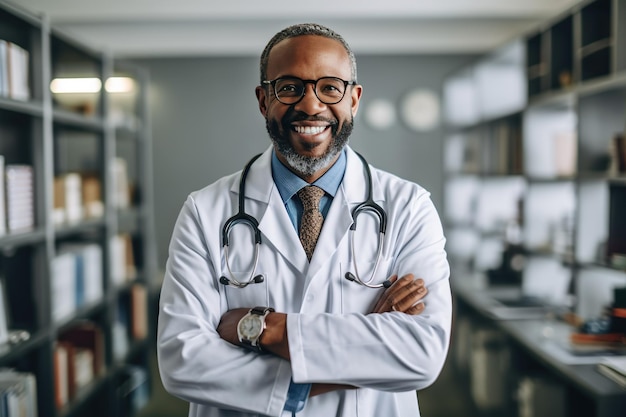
xmin=219 ymin=152 xmax=391 ymax=289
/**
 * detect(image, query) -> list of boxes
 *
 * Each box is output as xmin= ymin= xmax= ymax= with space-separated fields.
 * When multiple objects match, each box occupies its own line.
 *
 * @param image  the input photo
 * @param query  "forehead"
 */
xmin=266 ymin=35 xmax=352 ymax=80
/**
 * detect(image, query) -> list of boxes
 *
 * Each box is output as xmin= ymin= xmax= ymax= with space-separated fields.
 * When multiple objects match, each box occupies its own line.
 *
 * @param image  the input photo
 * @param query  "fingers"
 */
xmin=371 ymin=274 xmax=428 ymax=315
xmin=403 ymin=301 xmax=426 ymax=315
xmin=372 ymin=274 xmax=398 ymax=312
xmin=387 ymin=275 xmax=427 ymax=315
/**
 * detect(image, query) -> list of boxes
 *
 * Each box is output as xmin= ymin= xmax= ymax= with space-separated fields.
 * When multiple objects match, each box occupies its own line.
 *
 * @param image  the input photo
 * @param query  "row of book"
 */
xmin=112 ymin=284 xmax=149 ymax=362
xmin=117 ymin=365 xmax=149 ymax=417
xmin=0 ymin=40 xmax=30 ymax=101
xmin=0 ymin=157 xmax=35 ymax=236
xmin=0 ymin=369 xmax=37 ymax=417
xmin=0 ymin=155 xmax=135 ymax=235
xmin=50 ymin=234 xmax=138 ymax=324
xmin=51 ymin=243 xmax=104 ymax=323
xmin=54 ymin=321 xmax=105 ymax=410
xmin=56 ymin=159 xmax=133 ymax=212
xmin=53 ymin=314 xmax=149 ymax=412
xmin=53 ymin=173 xmax=103 ymax=225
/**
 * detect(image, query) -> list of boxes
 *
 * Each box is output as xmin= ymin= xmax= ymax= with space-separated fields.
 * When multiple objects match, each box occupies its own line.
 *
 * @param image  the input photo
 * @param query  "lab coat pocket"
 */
xmin=222 ymin=272 xmax=269 ymax=309
xmin=340 ymin=258 xmax=392 ymax=313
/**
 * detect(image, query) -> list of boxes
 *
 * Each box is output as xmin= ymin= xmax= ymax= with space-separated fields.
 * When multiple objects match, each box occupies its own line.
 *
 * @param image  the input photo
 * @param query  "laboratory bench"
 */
xmin=451 ymin=273 xmax=626 ymax=417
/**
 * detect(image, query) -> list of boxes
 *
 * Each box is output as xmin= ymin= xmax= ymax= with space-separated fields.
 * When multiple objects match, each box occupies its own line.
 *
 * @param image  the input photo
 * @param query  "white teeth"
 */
xmin=294 ymin=125 xmax=326 ymax=134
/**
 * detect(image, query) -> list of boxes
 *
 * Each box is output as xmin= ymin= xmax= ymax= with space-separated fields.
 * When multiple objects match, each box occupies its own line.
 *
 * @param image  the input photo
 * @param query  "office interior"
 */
xmin=1 ymin=0 xmax=626 ymax=416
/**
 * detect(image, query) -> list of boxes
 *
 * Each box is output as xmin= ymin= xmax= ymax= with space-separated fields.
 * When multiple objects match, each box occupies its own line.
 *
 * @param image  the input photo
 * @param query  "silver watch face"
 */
xmin=238 ymin=315 xmax=263 ymax=339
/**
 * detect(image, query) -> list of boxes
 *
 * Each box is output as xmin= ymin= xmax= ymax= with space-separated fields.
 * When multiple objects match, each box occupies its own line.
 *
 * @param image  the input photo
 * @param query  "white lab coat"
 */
xmin=158 ymin=146 xmax=452 ymax=417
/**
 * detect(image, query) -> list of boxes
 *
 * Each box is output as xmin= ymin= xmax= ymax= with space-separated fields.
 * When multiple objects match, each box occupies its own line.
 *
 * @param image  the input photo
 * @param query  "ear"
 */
xmin=255 ymin=86 xmax=268 ymax=117
xmin=350 ymin=84 xmax=363 ymax=117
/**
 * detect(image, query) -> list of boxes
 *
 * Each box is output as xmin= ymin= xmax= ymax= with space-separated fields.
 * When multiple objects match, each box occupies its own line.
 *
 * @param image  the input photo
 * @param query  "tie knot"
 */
xmin=297 ymin=186 xmax=325 ymax=211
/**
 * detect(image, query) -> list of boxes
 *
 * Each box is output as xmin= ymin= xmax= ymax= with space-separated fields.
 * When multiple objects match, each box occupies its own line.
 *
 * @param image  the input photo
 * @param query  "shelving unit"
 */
xmin=0 ymin=1 xmax=156 ymax=416
xmin=443 ymin=0 xmax=626 ymax=416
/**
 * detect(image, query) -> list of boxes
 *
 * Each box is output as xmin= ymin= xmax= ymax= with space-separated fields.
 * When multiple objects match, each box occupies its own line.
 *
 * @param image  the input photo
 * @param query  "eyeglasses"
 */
xmin=262 ymin=77 xmax=356 ymax=105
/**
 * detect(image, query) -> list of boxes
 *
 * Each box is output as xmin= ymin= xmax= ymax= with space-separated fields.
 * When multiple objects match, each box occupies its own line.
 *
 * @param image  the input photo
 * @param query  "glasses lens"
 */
xmin=316 ymin=77 xmax=346 ymax=104
xmin=273 ymin=78 xmax=305 ymax=104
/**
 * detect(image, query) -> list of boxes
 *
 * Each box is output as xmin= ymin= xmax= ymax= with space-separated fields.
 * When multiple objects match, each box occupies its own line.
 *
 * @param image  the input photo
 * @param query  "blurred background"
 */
xmin=1 ymin=0 xmax=626 ymax=416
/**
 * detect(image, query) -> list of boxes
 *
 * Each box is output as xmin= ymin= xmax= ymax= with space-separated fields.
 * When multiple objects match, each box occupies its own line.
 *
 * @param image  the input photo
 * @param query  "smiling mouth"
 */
xmin=293 ymin=125 xmax=328 ymax=135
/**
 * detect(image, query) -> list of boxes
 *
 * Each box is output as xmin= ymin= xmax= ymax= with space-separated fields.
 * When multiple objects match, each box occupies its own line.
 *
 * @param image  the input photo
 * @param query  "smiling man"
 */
xmin=259 ymin=33 xmax=359 ymax=183
xmin=158 ymin=23 xmax=452 ymax=417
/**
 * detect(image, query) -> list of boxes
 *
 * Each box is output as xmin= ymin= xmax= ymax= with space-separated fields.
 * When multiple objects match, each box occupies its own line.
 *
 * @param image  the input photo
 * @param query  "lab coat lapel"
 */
xmin=233 ymin=148 xmax=308 ymax=271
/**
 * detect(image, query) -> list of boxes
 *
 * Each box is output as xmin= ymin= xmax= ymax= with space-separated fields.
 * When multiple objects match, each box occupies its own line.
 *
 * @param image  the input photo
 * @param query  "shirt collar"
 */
xmin=271 ymin=149 xmax=346 ymax=204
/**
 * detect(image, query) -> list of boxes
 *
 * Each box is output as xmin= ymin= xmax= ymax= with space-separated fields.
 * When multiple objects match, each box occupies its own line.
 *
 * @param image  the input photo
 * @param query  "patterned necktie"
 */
xmin=297 ymin=185 xmax=325 ymax=261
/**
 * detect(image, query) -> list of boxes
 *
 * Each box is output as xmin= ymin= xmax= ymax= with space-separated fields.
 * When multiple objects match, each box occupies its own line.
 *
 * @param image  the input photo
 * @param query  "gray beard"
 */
xmin=266 ymin=118 xmax=353 ymax=178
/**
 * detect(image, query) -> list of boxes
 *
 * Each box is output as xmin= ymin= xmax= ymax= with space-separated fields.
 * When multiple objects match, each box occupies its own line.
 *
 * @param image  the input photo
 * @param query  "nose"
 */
xmin=294 ymin=83 xmax=326 ymax=114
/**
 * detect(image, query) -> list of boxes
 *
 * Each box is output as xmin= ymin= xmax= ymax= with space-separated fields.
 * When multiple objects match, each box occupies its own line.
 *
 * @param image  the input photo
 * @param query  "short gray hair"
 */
xmin=259 ymin=23 xmax=357 ymax=84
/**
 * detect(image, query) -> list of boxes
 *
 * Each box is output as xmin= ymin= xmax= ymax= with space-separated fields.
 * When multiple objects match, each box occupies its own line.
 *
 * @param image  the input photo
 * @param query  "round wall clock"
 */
xmin=400 ymin=89 xmax=441 ymax=132
xmin=364 ymin=98 xmax=396 ymax=130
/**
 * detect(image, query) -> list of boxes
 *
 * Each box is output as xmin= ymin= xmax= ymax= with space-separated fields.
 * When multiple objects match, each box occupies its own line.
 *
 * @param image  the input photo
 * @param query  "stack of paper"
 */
xmin=597 ymin=356 xmax=626 ymax=388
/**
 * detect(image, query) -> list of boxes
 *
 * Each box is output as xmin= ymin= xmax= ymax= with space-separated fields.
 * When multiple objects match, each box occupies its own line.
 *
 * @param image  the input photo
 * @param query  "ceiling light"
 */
xmin=105 ymin=77 xmax=136 ymax=93
xmin=50 ymin=77 xmax=102 ymax=94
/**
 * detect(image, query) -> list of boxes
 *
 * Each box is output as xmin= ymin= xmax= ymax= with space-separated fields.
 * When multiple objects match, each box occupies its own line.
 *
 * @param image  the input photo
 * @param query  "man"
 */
xmin=158 ymin=23 xmax=451 ymax=417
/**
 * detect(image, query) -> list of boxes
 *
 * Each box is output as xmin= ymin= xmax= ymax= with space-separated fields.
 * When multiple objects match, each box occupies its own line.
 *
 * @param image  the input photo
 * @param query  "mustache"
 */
xmin=282 ymin=110 xmax=338 ymax=126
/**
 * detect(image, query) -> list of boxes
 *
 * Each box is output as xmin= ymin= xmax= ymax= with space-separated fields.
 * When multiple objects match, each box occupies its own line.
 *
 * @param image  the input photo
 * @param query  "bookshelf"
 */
xmin=443 ymin=0 xmax=626 ymax=416
xmin=0 ymin=1 xmax=156 ymax=416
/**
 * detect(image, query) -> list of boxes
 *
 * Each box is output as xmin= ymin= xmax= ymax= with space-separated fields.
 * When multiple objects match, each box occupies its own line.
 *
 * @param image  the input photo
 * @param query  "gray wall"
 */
xmin=133 ymin=54 xmax=474 ymax=268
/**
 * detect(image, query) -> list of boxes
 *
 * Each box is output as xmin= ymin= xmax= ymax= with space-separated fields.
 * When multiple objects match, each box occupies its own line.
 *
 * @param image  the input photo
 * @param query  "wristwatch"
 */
xmin=237 ymin=306 xmax=274 ymax=352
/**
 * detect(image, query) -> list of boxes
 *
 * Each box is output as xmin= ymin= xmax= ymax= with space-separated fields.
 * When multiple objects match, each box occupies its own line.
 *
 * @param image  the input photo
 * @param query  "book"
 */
xmin=553 ymin=130 xmax=577 ymax=177
xmin=51 ymin=252 xmax=77 ymax=323
xmin=58 ymin=243 xmax=103 ymax=308
xmin=52 ymin=176 xmax=66 ymax=225
xmin=610 ymin=133 xmax=626 ymax=174
xmin=124 ymin=234 xmax=137 ymax=280
xmin=597 ymin=356 xmax=626 ymax=388
xmin=53 ymin=173 xmax=84 ymax=225
xmin=130 ymin=284 xmax=148 ymax=340
xmin=73 ymin=348 xmax=94 ymax=390
xmin=82 ymin=174 xmax=103 ymax=219
xmin=6 ymin=41 xmax=29 ymax=101
xmin=0 ymin=40 xmax=9 ymax=97
xmin=58 ymin=322 xmax=105 ymax=378
xmin=53 ymin=342 xmax=70 ymax=408
xmin=113 ymin=157 xmax=130 ymax=209
xmin=0 ymin=279 xmax=10 ymax=346
xmin=0 ymin=155 xmax=5 ymax=236
xmin=110 ymin=234 xmax=136 ymax=285
xmin=63 ymin=173 xmax=83 ymax=224
xmin=5 ymin=165 xmax=34 ymax=233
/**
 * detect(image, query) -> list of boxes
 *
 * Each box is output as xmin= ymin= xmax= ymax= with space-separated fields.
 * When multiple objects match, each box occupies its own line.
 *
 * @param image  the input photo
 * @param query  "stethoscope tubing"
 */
xmin=220 ymin=151 xmax=390 ymax=289
xmin=219 ymin=154 xmax=264 ymax=288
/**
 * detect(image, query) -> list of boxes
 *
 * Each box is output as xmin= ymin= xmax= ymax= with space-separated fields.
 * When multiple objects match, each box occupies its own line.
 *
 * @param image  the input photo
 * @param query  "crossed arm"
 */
xmin=216 ymin=273 xmax=428 ymax=396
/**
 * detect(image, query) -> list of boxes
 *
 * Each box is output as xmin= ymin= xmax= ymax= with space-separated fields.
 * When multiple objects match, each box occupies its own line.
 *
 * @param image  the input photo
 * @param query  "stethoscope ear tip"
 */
xmin=345 ymin=272 xmax=356 ymax=282
xmin=383 ymin=280 xmax=392 ymax=288
xmin=219 ymin=276 xmax=230 ymax=285
xmin=253 ymin=275 xmax=264 ymax=283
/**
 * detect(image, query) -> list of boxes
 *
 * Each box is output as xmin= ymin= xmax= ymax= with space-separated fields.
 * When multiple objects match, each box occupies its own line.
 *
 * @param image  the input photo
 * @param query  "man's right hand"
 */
xmin=370 ymin=274 xmax=427 ymax=315
xmin=310 ymin=274 xmax=427 ymax=398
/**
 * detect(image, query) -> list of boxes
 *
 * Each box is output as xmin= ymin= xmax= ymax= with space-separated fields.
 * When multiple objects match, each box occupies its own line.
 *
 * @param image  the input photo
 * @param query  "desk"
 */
xmin=452 ymin=275 xmax=626 ymax=417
